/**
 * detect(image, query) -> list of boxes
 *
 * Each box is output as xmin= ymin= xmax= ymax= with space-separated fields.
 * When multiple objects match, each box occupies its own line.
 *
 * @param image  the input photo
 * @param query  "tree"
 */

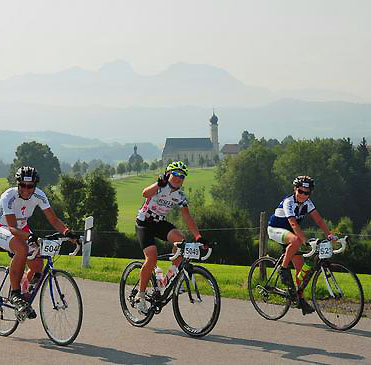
xmin=117 ymin=162 xmax=127 ymax=175
xmin=150 ymin=161 xmax=158 ymax=171
xmin=239 ymin=131 xmax=256 ymax=150
xmin=8 ymin=141 xmax=61 ymax=188
xmin=59 ymin=175 xmax=87 ymax=230
xmin=211 ymin=142 xmax=281 ymax=225
xmin=199 ymin=156 xmax=205 ymax=167
xmin=85 ymin=170 xmax=118 ymax=232
xmin=142 ymin=162 xmax=149 ymax=173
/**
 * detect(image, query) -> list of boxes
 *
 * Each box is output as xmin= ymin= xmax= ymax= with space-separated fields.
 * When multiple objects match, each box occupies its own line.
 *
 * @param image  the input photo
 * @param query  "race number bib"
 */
xmin=184 ymin=243 xmax=200 ymax=259
xmin=319 ymin=240 xmax=333 ymax=259
xmin=41 ymin=240 xmax=61 ymax=256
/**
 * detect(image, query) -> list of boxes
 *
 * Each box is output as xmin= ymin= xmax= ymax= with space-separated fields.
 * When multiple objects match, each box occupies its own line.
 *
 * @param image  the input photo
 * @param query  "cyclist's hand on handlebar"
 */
xmin=64 ymin=230 xmax=80 ymax=241
xmin=328 ymin=233 xmax=339 ymax=241
xmin=27 ymin=233 xmax=38 ymax=244
xmin=157 ymin=173 xmax=169 ymax=188
xmin=196 ymin=236 xmax=210 ymax=249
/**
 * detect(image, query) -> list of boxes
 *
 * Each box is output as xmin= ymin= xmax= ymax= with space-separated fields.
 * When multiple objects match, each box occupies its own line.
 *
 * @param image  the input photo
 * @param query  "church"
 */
xmin=162 ymin=112 xmax=219 ymax=167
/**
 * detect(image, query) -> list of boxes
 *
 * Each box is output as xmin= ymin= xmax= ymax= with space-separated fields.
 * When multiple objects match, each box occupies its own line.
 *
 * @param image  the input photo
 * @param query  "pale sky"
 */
xmin=1 ymin=0 xmax=370 ymax=98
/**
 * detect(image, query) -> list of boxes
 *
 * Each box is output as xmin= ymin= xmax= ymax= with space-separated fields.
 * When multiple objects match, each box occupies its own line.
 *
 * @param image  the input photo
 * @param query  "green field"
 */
xmin=0 ymin=178 xmax=9 ymax=194
xmin=113 ymin=168 xmax=216 ymax=234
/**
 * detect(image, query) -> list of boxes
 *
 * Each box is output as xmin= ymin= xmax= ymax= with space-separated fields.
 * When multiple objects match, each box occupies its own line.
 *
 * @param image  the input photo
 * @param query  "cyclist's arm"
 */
xmin=180 ymin=207 xmax=201 ymax=240
xmin=287 ymin=217 xmax=307 ymax=243
xmin=4 ymin=214 xmax=29 ymax=240
xmin=43 ymin=207 xmax=69 ymax=235
xmin=309 ymin=210 xmax=331 ymax=236
xmin=142 ymin=183 xmax=159 ymax=198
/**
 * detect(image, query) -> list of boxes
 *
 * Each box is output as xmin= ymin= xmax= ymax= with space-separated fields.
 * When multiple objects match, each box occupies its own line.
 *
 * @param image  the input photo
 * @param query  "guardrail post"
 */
xmin=82 ymin=216 xmax=94 ymax=268
xmin=259 ymin=211 xmax=268 ymax=279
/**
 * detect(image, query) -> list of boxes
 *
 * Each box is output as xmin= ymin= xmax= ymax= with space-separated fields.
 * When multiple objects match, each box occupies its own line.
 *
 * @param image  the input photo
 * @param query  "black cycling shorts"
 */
xmin=135 ymin=219 xmax=176 ymax=250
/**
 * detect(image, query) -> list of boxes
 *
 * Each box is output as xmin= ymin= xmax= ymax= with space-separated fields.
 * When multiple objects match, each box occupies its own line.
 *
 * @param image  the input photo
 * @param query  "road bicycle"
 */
xmin=119 ymin=241 xmax=221 ymax=337
xmin=247 ymin=236 xmax=364 ymax=331
xmin=0 ymin=233 xmax=83 ymax=345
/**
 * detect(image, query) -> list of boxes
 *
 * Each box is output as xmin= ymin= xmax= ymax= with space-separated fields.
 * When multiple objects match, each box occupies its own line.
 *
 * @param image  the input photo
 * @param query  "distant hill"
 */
xmin=1 ymin=100 xmax=370 ymax=145
xmin=0 ymin=130 xmax=161 ymax=164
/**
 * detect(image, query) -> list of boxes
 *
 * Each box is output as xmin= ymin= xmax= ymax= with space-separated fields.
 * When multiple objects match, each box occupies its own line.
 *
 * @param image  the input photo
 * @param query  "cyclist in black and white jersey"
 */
xmin=267 ymin=176 xmax=334 ymax=315
xmin=0 ymin=166 xmax=78 ymax=318
xmin=135 ymin=161 xmax=207 ymax=313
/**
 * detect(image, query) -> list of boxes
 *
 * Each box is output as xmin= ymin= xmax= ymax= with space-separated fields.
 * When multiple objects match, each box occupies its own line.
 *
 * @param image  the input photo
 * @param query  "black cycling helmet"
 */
xmin=15 ymin=166 xmax=40 ymax=184
xmin=293 ymin=175 xmax=314 ymax=190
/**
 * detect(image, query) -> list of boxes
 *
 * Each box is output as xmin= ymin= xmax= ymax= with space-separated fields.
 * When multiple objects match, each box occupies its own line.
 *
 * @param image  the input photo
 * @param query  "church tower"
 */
xmin=210 ymin=111 xmax=219 ymax=157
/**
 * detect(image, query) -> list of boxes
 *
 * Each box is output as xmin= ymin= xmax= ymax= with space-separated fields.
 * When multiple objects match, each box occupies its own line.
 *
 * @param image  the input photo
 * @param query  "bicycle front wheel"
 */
xmin=312 ymin=262 xmax=364 ymax=331
xmin=172 ymin=265 xmax=221 ymax=337
xmin=0 ymin=267 xmax=19 ymax=336
xmin=40 ymin=270 xmax=83 ymax=345
xmin=119 ymin=261 xmax=155 ymax=327
xmin=248 ymin=257 xmax=291 ymax=320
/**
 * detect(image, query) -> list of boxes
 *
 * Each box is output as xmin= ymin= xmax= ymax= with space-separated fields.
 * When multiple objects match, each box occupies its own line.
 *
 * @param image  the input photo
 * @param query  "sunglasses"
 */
xmin=19 ymin=183 xmax=36 ymax=189
xmin=297 ymin=189 xmax=310 ymax=196
xmin=171 ymin=171 xmax=186 ymax=179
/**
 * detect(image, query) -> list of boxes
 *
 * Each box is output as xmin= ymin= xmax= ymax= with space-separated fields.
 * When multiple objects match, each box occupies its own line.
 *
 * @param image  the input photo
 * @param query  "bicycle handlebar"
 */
xmin=27 ymin=235 xmax=82 ymax=260
xmin=303 ymin=236 xmax=348 ymax=258
xmin=169 ymin=241 xmax=214 ymax=262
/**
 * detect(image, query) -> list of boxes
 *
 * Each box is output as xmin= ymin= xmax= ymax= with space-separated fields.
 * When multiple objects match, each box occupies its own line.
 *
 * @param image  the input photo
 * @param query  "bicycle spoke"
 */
xmin=248 ymin=257 xmax=291 ymax=320
xmin=40 ymin=270 xmax=83 ymax=345
xmin=312 ymin=263 xmax=364 ymax=331
xmin=0 ymin=267 xmax=19 ymax=336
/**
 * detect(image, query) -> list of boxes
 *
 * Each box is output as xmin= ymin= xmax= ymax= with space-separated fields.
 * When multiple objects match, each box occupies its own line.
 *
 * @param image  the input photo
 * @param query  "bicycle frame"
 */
xmin=149 ymin=254 xmax=195 ymax=314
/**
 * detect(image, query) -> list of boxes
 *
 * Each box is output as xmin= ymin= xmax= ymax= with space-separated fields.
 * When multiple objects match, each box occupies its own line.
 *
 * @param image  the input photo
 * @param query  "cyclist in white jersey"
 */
xmin=135 ymin=161 xmax=208 ymax=313
xmin=267 ymin=176 xmax=335 ymax=315
xmin=0 ymin=166 xmax=78 ymax=318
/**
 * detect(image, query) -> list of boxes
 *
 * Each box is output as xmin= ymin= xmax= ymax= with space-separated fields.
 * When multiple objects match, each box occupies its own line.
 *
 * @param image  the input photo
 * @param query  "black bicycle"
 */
xmin=119 ymin=241 xmax=221 ymax=337
xmin=248 ymin=236 xmax=364 ymax=331
xmin=0 ymin=233 xmax=83 ymax=345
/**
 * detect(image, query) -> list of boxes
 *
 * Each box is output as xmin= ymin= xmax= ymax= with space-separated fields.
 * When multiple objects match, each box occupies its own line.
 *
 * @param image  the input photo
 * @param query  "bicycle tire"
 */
xmin=172 ymin=265 xmax=221 ymax=337
xmin=119 ymin=261 xmax=155 ymax=327
xmin=40 ymin=270 xmax=83 ymax=345
xmin=0 ymin=267 xmax=19 ymax=336
xmin=312 ymin=262 xmax=364 ymax=331
xmin=248 ymin=256 xmax=291 ymax=320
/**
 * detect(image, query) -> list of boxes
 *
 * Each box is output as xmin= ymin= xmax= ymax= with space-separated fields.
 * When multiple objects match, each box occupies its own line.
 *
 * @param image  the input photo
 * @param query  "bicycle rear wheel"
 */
xmin=119 ymin=261 xmax=155 ymax=327
xmin=172 ymin=265 xmax=221 ymax=337
xmin=248 ymin=257 xmax=291 ymax=320
xmin=0 ymin=267 xmax=19 ymax=336
xmin=40 ymin=270 xmax=83 ymax=345
xmin=312 ymin=262 xmax=364 ymax=331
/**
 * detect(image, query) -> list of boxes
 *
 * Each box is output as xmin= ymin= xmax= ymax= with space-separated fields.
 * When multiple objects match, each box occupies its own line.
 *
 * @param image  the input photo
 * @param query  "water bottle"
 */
xmin=163 ymin=265 xmax=178 ymax=287
xmin=155 ymin=267 xmax=164 ymax=288
xmin=297 ymin=261 xmax=312 ymax=283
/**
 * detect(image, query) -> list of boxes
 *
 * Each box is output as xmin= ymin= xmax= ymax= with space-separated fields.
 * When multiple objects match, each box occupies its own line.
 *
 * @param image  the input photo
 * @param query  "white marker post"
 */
xmin=82 ymin=216 xmax=94 ymax=268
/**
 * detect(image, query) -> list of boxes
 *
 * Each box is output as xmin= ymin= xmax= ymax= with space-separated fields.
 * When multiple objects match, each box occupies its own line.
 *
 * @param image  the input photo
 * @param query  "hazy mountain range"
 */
xmin=0 ymin=60 xmax=370 ymax=149
xmin=0 ymin=130 xmax=161 ymax=164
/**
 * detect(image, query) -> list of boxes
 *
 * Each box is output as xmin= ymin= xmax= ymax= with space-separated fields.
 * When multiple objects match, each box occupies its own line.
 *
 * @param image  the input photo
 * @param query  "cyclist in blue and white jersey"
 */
xmin=267 ymin=176 xmax=334 ymax=315
xmin=0 ymin=166 xmax=77 ymax=318
xmin=135 ymin=161 xmax=207 ymax=313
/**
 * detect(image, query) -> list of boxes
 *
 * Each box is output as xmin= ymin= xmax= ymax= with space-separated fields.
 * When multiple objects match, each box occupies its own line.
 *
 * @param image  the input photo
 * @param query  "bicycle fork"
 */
xmin=320 ymin=266 xmax=342 ymax=299
xmin=183 ymin=269 xmax=202 ymax=304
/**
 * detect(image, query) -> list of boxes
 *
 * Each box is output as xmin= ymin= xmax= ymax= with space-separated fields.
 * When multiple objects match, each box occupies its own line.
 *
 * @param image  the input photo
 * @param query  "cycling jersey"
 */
xmin=137 ymin=184 xmax=188 ymax=222
xmin=268 ymin=195 xmax=316 ymax=232
xmin=0 ymin=187 xmax=50 ymax=229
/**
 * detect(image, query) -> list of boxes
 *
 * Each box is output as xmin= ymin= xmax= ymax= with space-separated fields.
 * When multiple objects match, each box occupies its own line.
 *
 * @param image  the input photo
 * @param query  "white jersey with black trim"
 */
xmin=0 ymin=187 xmax=50 ymax=229
xmin=137 ymin=184 xmax=188 ymax=222
xmin=268 ymin=195 xmax=316 ymax=232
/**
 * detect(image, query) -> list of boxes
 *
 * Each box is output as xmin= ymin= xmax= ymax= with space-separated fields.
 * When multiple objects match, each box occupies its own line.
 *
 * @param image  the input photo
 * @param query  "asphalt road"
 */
xmin=1 ymin=278 xmax=370 ymax=365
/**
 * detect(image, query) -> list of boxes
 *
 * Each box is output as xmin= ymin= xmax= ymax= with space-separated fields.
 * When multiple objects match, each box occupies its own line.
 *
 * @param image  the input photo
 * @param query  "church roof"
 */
xmin=221 ymin=144 xmax=240 ymax=154
xmin=163 ymin=138 xmax=213 ymax=154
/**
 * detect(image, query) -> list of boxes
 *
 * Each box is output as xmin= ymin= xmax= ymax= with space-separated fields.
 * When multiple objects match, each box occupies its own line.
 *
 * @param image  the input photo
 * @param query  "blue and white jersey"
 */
xmin=268 ymin=195 xmax=316 ymax=232
xmin=0 ymin=187 xmax=50 ymax=229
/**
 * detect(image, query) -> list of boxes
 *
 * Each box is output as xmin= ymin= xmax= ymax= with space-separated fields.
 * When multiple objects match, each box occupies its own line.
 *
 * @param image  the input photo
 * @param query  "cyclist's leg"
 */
xmin=25 ymin=257 xmax=43 ymax=282
xmin=8 ymin=237 xmax=28 ymax=292
xmin=167 ymin=227 xmax=184 ymax=267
